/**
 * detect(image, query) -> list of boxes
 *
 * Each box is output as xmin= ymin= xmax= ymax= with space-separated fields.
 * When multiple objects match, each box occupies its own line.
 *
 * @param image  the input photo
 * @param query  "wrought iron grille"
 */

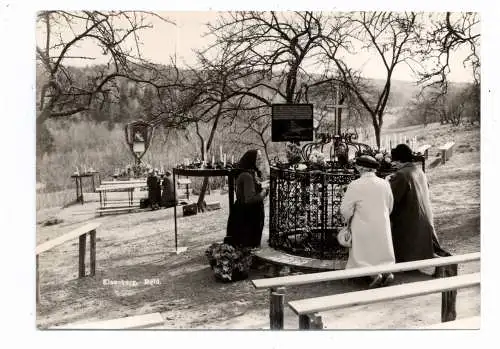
xmin=269 ymin=167 xmax=359 ymax=260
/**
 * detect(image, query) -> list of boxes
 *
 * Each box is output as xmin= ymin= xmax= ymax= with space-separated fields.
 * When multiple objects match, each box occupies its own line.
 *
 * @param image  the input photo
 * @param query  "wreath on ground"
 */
xmin=205 ymin=243 xmax=253 ymax=282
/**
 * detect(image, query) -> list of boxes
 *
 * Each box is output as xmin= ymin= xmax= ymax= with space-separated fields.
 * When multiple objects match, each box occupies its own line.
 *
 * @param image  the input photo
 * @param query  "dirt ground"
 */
xmin=35 ymin=123 xmax=480 ymax=330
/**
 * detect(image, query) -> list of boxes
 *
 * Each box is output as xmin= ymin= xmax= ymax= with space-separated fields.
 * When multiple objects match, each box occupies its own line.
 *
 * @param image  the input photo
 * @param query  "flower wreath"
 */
xmin=205 ymin=243 xmax=253 ymax=282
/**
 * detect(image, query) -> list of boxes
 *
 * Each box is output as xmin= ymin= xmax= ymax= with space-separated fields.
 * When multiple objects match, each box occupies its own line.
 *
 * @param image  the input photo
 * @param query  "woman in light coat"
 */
xmin=340 ymin=155 xmax=396 ymax=288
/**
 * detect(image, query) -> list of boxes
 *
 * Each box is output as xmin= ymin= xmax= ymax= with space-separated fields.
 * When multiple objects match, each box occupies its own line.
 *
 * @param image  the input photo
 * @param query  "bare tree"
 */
xmin=320 ymin=11 xmax=421 ymax=149
xmin=36 ymin=11 xmax=177 ymax=125
xmin=417 ymin=12 xmax=480 ymax=90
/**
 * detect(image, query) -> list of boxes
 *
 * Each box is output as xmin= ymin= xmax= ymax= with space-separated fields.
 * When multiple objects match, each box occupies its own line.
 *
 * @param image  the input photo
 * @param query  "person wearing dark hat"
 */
xmin=389 ymin=144 xmax=445 ymax=263
xmin=340 ymin=155 xmax=396 ymax=288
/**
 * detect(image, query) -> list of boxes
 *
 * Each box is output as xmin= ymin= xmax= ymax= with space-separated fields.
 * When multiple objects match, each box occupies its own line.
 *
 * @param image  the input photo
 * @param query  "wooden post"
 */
xmin=173 ymin=171 xmax=178 ymax=251
xmin=436 ymin=265 xmax=458 ymax=322
xmin=299 ymin=314 xmax=311 ymax=330
xmin=228 ymin=173 xmax=235 ymax=216
xmin=270 ymin=287 xmax=285 ymax=330
xmin=75 ymin=177 xmax=79 ymax=203
xmin=310 ymin=313 xmax=324 ymax=330
xmin=36 ymin=254 xmax=40 ymax=305
xmin=89 ymin=230 xmax=96 ymax=276
xmin=79 ymin=178 xmax=84 ymax=204
xmin=78 ymin=234 xmax=87 ymax=278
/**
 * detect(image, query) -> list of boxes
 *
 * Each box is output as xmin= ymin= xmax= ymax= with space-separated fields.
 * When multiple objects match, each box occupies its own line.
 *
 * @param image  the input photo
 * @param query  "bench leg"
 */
xmin=36 ymin=255 xmax=40 ymax=305
xmin=436 ymin=264 xmax=458 ymax=322
xmin=79 ymin=234 xmax=87 ymax=278
xmin=299 ymin=315 xmax=310 ymax=330
xmin=299 ymin=314 xmax=323 ymax=330
xmin=89 ymin=230 xmax=96 ymax=276
xmin=310 ymin=313 xmax=324 ymax=329
xmin=270 ymin=287 xmax=285 ymax=330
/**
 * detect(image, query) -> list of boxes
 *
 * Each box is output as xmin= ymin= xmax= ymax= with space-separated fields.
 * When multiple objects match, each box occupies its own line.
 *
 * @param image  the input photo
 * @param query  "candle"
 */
xmin=231 ymin=155 xmax=234 ymax=165
xmin=212 ymin=155 xmax=215 ymax=165
xmin=220 ymin=146 xmax=223 ymax=162
xmin=223 ymin=154 xmax=226 ymax=168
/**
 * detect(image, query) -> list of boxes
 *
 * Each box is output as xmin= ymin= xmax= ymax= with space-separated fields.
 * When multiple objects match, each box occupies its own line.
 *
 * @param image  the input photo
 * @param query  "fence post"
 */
xmin=436 ymin=264 xmax=458 ymax=322
xmin=310 ymin=313 xmax=324 ymax=330
xmin=89 ymin=230 xmax=97 ymax=276
xmin=78 ymin=234 xmax=87 ymax=278
xmin=270 ymin=287 xmax=286 ymax=330
xmin=299 ymin=314 xmax=310 ymax=330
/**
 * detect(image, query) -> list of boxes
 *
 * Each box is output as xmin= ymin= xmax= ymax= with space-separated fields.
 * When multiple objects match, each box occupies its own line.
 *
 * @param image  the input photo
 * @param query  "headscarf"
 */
xmin=238 ymin=149 xmax=262 ymax=179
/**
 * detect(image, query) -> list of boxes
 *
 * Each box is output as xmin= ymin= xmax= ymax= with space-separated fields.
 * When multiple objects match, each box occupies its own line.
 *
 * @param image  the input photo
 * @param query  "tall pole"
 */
xmin=336 ymin=87 xmax=341 ymax=136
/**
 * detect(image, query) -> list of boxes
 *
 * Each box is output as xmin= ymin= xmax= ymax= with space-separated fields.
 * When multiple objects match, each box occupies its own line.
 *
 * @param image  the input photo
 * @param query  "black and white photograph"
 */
xmin=28 ymin=5 xmax=486 ymax=333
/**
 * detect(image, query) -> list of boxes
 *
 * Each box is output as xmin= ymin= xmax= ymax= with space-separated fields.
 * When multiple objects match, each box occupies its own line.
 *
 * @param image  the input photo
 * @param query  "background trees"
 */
xmin=36 ymin=11 xmax=481 ymax=195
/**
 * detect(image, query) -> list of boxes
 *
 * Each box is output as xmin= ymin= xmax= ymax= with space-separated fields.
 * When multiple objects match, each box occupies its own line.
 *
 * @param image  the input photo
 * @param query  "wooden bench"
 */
xmin=288 ymin=272 xmax=480 ymax=329
xmin=96 ymin=183 xmax=148 ymax=209
xmin=206 ymin=201 xmax=221 ymax=211
xmin=101 ymin=179 xmax=146 ymax=186
xmin=416 ymin=144 xmax=432 ymax=159
xmin=252 ymin=252 xmax=480 ymax=329
xmin=96 ymin=206 xmax=142 ymax=216
xmin=50 ymin=312 xmax=164 ymax=329
xmin=438 ymin=141 xmax=456 ymax=164
xmin=36 ymin=222 xmax=101 ymax=304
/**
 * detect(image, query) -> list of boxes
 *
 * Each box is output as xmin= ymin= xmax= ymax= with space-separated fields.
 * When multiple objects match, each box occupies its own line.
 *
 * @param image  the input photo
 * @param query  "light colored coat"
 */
xmin=340 ymin=172 xmax=395 ymax=269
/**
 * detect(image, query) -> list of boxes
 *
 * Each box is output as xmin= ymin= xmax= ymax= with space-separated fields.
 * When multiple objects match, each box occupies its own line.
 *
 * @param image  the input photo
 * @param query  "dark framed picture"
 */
xmin=272 ymin=104 xmax=314 ymax=142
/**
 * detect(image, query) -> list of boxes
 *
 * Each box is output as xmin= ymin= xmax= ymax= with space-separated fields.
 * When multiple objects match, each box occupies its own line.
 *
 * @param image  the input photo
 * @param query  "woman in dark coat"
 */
xmin=389 ymin=144 xmax=445 ymax=262
xmin=161 ymin=171 xmax=177 ymax=208
xmin=226 ymin=149 xmax=269 ymax=248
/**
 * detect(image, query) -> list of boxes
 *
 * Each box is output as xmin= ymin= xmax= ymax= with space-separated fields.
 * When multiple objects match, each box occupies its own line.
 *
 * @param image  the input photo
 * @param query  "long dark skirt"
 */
xmin=226 ymin=201 xmax=265 ymax=248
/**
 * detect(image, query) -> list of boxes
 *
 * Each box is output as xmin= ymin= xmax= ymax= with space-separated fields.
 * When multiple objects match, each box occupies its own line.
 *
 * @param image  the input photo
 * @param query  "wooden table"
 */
xmin=71 ymin=172 xmax=100 ymax=204
xmin=96 ymin=182 xmax=148 ymax=209
xmin=172 ymin=168 xmax=241 ymax=253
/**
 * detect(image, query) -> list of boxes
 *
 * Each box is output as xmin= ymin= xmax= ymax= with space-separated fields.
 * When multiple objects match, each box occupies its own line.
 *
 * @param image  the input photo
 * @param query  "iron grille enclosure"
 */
xmin=269 ymin=166 xmax=359 ymax=261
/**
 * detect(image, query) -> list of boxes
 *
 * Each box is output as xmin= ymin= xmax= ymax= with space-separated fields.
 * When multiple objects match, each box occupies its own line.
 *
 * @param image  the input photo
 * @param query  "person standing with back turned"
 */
xmin=340 ymin=155 xmax=396 ymax=288
xmin=389 ymin=144 xmax=448 ymax=263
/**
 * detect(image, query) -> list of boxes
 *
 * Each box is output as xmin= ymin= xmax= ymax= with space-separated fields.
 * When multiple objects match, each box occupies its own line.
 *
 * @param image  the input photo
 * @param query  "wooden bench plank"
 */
xmin=417 ymin=144 xmax=432 ymax=153
xmin=96 ymin=184 xmax=147 ymax=192
xmin=421 ymin=316 xmax=480 ymax=329
xmin=96 ymin=207 xmax=141 ymax=215
xmin=252 ymin=252 xmax=480 ymax=289
xmin=101 ymin=180 xmax=146 ymax=185
xmin=439 ymin=142 xmax=455 ymax=151
xmin=438 ymin=142 xmax=456 ymax=163
xmin=416 ymin=144 xmax=432 ymax=159
xmin=51 ymin=313 xmax=164 ymax=329
xmin=288 ymin=273 xmax=480 ymax=315
xmin=36 ymin=222 xmax=101 ymax=255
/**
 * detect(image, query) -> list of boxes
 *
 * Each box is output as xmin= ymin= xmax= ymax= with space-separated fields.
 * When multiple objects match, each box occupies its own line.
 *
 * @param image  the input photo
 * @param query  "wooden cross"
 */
xmin=326 ymin=87 xmax=347 ymax=135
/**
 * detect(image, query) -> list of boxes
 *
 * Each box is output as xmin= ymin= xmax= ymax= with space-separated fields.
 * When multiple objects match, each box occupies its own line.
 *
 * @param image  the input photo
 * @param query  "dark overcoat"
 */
xmin=389 ymin=163 xmax=440 ymax=263
xmin=226 ymin=171 xmax=265 ymax=248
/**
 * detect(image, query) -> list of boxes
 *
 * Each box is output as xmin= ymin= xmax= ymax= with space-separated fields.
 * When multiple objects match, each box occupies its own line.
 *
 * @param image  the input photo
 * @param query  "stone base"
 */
xmin=252 ymin=246 xmax=347 ymax=274
xmin=167 ymin=246 xmax=188 ymax=255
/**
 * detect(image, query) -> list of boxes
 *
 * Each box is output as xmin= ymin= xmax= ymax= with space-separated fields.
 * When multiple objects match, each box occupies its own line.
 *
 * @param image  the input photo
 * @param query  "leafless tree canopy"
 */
xmin=36 ymin=11 xmax=178 ymax=124
xmin=417 ymin=12 xmax=480 ymax=90
xmin=37 ymin=10 xmax=480 ymax=152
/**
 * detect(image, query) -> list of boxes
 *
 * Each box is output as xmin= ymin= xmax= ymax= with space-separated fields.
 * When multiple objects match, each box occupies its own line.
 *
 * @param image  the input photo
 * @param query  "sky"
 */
xmin=36 ymin=10 xmax=478 ymax=83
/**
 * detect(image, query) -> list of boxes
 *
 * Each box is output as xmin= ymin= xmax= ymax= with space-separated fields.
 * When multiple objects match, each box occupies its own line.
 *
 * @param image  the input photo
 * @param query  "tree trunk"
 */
xmin=196 ymin=108 xmax=223 ymax=212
